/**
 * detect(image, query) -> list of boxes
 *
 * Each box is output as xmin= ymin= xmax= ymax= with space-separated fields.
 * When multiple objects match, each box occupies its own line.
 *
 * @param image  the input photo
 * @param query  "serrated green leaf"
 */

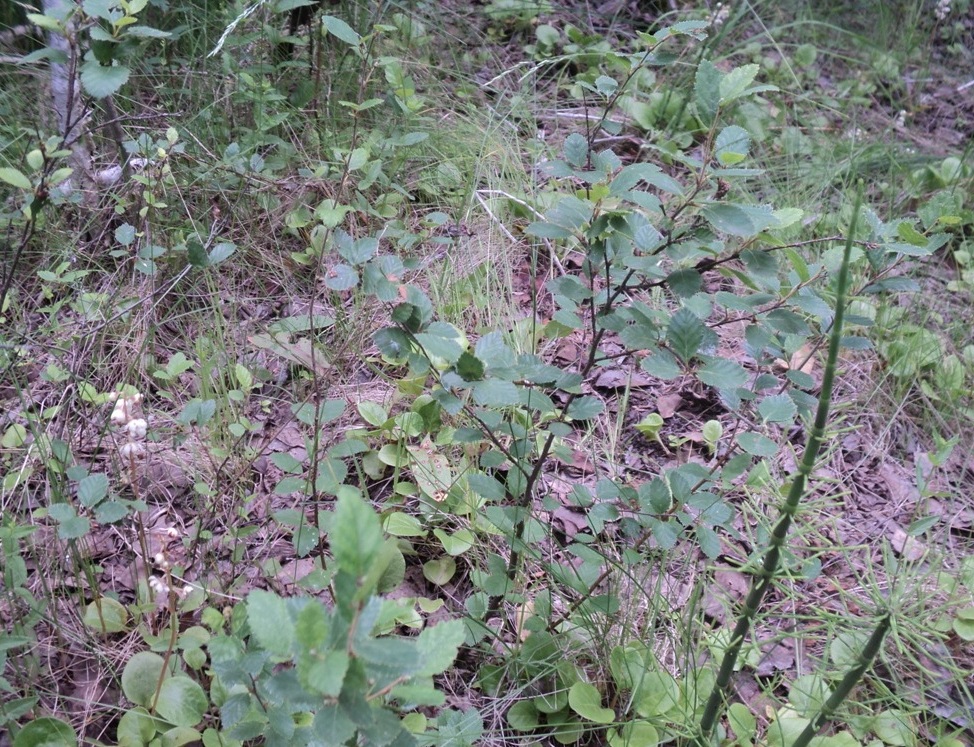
xmin=324 ymin=264 xmax=358 ymax=291
xmin=455 ymin=351 xmax=486 ymax=381
xmin=666 ymin=308 xmax=706 ymax=363
xmin=696 ymin=525 xmax=721 ymax=558
xmin=114 ymin=223 xmax=136 ymax=246
xmin=564 ymin=133 xmax=589 ymax=169
xmin=641 ymin=350 xmax=682 ymax=379
xmin=566 ymin=396 xmax=604 ymax=420
xmin=80 ymin=60 xmax=130 ymax=97
xmin=715 ymin=125 xmax=751 ymax=164
xmin=896 ymin=221 xmax=927 ymax=247
xmin=666 ymin=268 xmax=701 ymax=298
xmin=736 ymin=432 xmax=778 ymax=457
xmin=77 ymin=473 xmax=109 ymax=507
xmin=331 ymin=489 xmax=383 ymax=577
xmin=26 ymin=13 xmax=64 ymax=32
xmin=609 ymin=163 xmax=682 ymax=196
xmin=246 ymin=590 xmax=294 ymax=656
xmin=525 ymin=221 xmax=573 ymax=239
xmin=300 ymin=650 xmax=348 ymax=697
xmin=764 ymin=308 xmax=809 ymax=335
xmin=758 ymin=393 xmax=797 ymax=423
xmin=472 ymin=379 xmax=520 ymax=406
xmin=374 ymin=326 xmax=411 ymax=361
xmin=57 ymin=514 xmax=90 ymax=540
xmin=695 ymin=59 xmax=722 ymax=126
xmin=294 ymin=601 xmax=329 ymax=651
xmin=719 ymin=63 xmax=759 ymax=101
xmin=697 ymin=358 xmax=748 ymax=390
xmin=416 ymin=619 xmax=464 ymax=676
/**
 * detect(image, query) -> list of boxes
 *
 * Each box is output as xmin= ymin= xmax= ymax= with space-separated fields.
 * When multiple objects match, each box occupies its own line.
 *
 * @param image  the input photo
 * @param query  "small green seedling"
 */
xmin=635 ymin=413 xmax=666 ymax=450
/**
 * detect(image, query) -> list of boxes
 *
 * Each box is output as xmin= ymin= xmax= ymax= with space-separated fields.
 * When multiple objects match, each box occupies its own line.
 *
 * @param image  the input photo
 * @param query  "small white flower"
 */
xmin=126 ymin=418 xmax=148 ymax=440
xmin=935 ymin=0 xmax=951 ymax=21
xmin=711 ymin=2 xmax=731 ymax=26
xmin=119 ymin=442 xmax=145 ymax=459
xmin=110 ymin=392 xmax=143 ymax=425
xmin=895 ymin=110 xmax=907 ymax=128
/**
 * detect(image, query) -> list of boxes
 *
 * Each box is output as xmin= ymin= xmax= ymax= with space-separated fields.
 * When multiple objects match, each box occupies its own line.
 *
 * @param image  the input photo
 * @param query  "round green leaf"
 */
xmin=83 ymin=596 xmax=129 ymax=634
xmin=432 ymin=528 xmax=474 ymax=556
xmin=568 ymin=681 xmax=615 ymax=724
xmin=116 ymin=707 xmax=162 ymax=745
xmin=871 ymin=709 xmax=915 ymax=747
xmin=422 ymin=557 xmax=456 ymax=586
xmin=122 ymin=651 xmax=169 ymax=707
xmin=634 ymin=669 xmax=679 ymax=718
xmin=182 ymin=647 xmax=207 ymax=670
xmin=324 ymin=264 xmax=358 ymax=291
xmin=952 ymin=606 xmax=974 ymax=640
xmin=12 ymin=717 xmax=77 ymax=747
xmin=160 ymin=725 xmax=202 ymax=746
xmin=608 ymin=722 xmax=659 ymax=747
xmin=506 ymin=700 xmax=540 ymax=731
xmin=155 ymin=677 xmax=207 ymax=728
xmin=80 ymin=60 xmax=131 ymax=98
xmin=728 ymin=703 xmax=756 ymax=741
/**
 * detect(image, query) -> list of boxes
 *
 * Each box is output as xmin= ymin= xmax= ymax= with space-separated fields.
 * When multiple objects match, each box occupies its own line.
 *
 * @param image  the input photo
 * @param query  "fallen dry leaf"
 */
xmin=656 ymin=393 xmax=684 ymax=418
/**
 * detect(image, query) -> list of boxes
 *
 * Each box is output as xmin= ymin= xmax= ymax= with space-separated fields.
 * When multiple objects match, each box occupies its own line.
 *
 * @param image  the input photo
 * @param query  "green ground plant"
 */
xmin=1 ymin=1 xmax=972 ymax=746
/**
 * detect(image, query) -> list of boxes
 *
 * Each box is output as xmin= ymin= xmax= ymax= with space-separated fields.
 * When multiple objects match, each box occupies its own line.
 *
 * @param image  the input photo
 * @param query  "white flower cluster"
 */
xmin=149 ymin=548 xmax=193 ymax=599
xmin=935 ymin=0 xmax=951 ymax=21
xmin=711 ymin=2 xmax=731 ymax=27
xmin=111 ymin=391 xmax=147 ymax=461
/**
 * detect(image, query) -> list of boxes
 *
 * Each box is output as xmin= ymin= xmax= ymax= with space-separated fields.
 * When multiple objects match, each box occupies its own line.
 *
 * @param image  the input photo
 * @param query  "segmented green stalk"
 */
xmin=695 ymin=189 xmax=862 ymax=746
xmin=790 ymin=612 xmax=892 ymax=747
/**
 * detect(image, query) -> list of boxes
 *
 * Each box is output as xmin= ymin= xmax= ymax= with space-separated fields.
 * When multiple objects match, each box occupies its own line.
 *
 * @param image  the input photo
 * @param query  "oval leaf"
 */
xmin=0 ymin=167 xmax=31 ymax=190
xmin=154 ymin=677 xmax=207 ymax=728
xmin=83 ymin=597 xmax=129 ymax=634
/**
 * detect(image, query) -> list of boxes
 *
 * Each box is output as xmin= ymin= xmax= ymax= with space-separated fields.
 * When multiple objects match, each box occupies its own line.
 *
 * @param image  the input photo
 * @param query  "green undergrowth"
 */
xmin=1 ymin=1 xmax=972 ymax=746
